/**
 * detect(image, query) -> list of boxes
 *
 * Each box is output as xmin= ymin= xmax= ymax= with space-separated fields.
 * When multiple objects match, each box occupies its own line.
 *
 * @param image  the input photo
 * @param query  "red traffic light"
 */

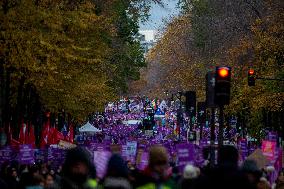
xmin=249 ymin=69 xmax=255 ymax=75
xmin=217 ymin=67 xmax=230 ymax=78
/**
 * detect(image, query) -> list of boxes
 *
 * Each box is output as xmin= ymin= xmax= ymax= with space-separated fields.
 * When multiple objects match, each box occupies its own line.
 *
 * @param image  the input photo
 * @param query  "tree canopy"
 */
xmin=0 ymin=0 xmax=162 ymax=123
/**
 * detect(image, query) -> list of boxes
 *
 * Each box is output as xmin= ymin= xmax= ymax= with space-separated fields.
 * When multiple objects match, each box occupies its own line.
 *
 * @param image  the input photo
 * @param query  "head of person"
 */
xmin=62 ymin=147 xmax=94 ymax=185
xmin=218 ymin=145 xmax=239 ymax=169
xmin=183 ymin=164 xmax=199 ymax=180
xmin=44 ymin=173 xmax=54 ymax=187
xmin=241 ymin=159 xmax=262 ymax=185
xmin=8 ymin=167 xmax=18 ymax=178
xmin=106 ymin=154 xmax=128 ymax=178
xmin=148 ymin=145 xmax=169 ymax=176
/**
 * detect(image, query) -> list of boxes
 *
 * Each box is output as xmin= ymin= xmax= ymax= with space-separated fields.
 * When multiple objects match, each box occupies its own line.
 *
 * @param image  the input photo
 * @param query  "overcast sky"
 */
xmin=139 ymin=0 xmax=179 ymax=30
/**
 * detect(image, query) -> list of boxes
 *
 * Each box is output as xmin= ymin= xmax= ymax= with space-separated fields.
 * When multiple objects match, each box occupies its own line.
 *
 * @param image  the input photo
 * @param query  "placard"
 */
xmin=93 ymin=151 xmax=111 ymax=178
xmin=0 ymin=146 xmax=14 ymax=164
xmin=262 ymin=140 xmax=276 ymax=161
xmin=176 ymin=143 xmax=195 ymax=172
xmin=19 ymin=144 xmax=34 ymax=164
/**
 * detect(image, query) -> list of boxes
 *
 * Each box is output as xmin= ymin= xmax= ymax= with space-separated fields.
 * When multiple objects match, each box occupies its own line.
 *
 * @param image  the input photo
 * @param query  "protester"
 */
xmin=276 ymin=170 xmax=284 ymax=189
xmin=241 ymin=159 xmax=262 ymax=187
xmin=6 ymin=167 xmax=20 ymax=189
xmin=101 ymin=154 xmax=132 ymax=189
xmin=135 ymin=145 xmax=172 ymax=189
xmin=61 ymin=147 xmax=97 ymax=189
xmin=194 ymin=145 xmax=254 ymax=189
xmin=178 ymin=164 xmax=199 ymax=189
xmin=43 ymin=173 xmax=59 ymax=189
xmin=0 ymin=97 xmax=283 ymax=189
xmin=26 ymin=173 xmax=45 ymax=189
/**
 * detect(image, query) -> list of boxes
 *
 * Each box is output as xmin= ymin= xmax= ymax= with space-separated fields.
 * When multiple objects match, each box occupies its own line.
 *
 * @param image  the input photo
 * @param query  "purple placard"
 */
xmin=34 ymin=148 xmax=47 ymax=163
xmin=93 ymin=150 xmax=111 ymax=178
xmin=177 ymin=143 xmax=195 ymax=172
xmin=19 ymin=144 xmax=34 ymax=164
xmin=239 ymin=139 xmax=248 ymax=160
xmin=49 ymin=148 xmax=66 ymax=170
xmin=0 ymin=146 xmax=14 ymax=164
xmin=194 ymin=145 xmax=205 ymax=167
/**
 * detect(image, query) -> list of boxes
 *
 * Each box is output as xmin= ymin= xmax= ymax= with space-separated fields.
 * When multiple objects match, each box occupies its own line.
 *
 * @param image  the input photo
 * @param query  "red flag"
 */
xmin=48 ymin=127 xmax=64 ymax=145
xmin=55 ymin=128 xmax=64 ymax=143
xmin=19 ymin=122 xmax=27 ymax=144
xmin=40 ymin=118 xmax=50 ymax=148
xmin=47 ymin=127 xmax=56 ymax=144
xmin=49 ymin=127 xmax=64 ymax=144
xmin=27 ymin=124 xmax=36 ymax=148
xmin=11 ymin=138 xmax=21 ymax=147
xmin=66 ymin=124 xmax=74 ymax=143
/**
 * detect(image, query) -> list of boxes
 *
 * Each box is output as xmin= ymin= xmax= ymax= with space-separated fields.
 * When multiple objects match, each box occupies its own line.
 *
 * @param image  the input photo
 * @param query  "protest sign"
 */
xmin=262 ymin=140 xmax=276 ymax=161
xmin=176 ymin=143 xmax=195 ymax=172
xmin=0 ymin=146 xmax=14 ymax=164
xmin=93 ymin=151 xmax=111 ymax=178
xmin=19 ymin=144 xmax=34 ymax=164
xmin=126 ymin=141 xmax=137 ymax=157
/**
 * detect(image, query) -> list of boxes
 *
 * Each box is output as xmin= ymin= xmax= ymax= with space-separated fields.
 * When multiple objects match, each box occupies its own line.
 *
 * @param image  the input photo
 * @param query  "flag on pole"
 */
xmin=40 ymin=118 xmax=50 ymax=148
xmin=66 ymin=124 xmax=74 ymax=143
xmin=27 ymin=124 xmax=35 ymax=148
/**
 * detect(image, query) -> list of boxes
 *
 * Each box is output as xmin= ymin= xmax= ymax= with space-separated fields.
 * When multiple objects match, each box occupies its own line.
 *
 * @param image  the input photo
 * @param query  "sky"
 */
xmin=139 ymin=0 xmax=180 ymax=31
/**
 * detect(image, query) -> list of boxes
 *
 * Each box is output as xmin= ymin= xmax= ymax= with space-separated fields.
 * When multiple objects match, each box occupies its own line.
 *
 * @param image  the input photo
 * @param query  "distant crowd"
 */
xmin=0 ymin=145 xmax=283 ymax=189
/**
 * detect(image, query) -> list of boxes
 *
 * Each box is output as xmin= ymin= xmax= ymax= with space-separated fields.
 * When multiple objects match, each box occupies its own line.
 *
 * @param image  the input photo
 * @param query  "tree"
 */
xmin=0 ymin=0 xmax=162 ymax=131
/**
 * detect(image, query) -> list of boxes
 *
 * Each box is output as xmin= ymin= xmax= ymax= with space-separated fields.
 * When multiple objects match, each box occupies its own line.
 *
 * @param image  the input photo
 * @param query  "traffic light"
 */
xmin=185 ymin=91 xmax=196 ymax=116
xmin=248 ymin=69 xmax=256 ymax=86
xmin=214 ymin=66 xmax=231 ymax=106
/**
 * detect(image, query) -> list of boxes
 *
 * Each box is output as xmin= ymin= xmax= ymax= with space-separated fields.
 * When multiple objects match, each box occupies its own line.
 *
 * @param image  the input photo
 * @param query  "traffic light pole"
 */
xmin=218 ymin=105 xmax=224 ymax=149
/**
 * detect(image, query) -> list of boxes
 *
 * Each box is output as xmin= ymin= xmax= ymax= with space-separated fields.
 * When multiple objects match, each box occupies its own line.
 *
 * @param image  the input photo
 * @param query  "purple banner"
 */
xmin=177 ymin=143 xmax=195 ymax=172
xmin=19 ymin=144 xmax=34 ymax=165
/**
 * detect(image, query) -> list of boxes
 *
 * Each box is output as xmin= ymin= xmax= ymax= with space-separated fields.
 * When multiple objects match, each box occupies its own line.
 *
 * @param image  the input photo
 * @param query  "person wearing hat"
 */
xmin=60 ymin=147 xmax=97 ymax=189
xmin=99 ymin=154 xmax=132 ymax=189
xmin=135 ymin=145 xmax=172 ymax=189
xmin=178 ymin=164 xmax=200 ymax=189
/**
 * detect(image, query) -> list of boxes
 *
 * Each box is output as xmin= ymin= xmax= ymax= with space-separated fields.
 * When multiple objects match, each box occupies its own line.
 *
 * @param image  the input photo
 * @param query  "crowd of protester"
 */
xmin=0 ymin=145 xmax=283 ymax=189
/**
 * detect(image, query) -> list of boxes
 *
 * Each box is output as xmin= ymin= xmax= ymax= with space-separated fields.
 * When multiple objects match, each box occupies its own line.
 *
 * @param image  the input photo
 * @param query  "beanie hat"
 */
xmin=107 ymin=154 xmax=128 ymax=178
xmin=62 ymin=147 xmax=93 ymax=174
xmin=149 ymin=145 xmax=168 ymax=166
xmin=183 ymin=164 xmax=199 ymax=179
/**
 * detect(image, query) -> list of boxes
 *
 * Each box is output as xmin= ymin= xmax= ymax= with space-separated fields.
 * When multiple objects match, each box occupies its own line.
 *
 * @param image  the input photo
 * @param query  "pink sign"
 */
xmin=262 ymin=140 xmax=276 ymax=161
